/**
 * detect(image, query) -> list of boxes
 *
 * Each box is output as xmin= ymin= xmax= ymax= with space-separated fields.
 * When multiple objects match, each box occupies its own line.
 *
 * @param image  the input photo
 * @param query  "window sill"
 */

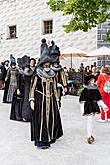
xmin=42 ymin=33 xmax=52 ymax=35
xmin=6 ymin=37 xmax=18 ymax=40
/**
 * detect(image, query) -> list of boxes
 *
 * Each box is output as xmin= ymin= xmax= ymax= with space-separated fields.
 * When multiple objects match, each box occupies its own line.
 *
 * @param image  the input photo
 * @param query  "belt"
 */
xmin=35 ymin=89 xmax=53 ymax=97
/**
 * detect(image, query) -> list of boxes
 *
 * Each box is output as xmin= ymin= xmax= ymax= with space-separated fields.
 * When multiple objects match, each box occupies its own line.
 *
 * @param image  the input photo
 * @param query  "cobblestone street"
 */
xmin=0 ymin=90 xmax=110 ymax=165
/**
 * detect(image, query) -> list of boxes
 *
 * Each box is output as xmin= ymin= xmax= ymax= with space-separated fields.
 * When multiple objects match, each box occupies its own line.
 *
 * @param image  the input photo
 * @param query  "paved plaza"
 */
xmin=0 ymin=90 xmax=110 ymax=165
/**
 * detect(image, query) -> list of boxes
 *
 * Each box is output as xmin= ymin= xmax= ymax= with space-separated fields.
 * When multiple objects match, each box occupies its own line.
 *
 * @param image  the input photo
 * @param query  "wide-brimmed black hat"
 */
xmin=38 ymin=56 xmax=52 ymax=67
xmin=17 ymin=55 xmax=30 ymax=68
xmin=84 ymin=75 xmax=96 ymax=85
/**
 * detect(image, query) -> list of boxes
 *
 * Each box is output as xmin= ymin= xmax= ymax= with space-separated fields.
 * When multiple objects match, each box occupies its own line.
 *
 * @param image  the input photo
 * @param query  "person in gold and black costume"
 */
xmin=51 ymin=57 xmax=68 ymax=109
xmin=29 ymin=55 xmax=63 ymax=149
xmin=49 ymin=41 xmax=68 ymax=109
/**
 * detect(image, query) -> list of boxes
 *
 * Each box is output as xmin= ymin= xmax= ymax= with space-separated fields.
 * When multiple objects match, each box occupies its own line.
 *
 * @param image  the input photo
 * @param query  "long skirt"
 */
xmin=7 ymin=85 xmax=17 ymax=102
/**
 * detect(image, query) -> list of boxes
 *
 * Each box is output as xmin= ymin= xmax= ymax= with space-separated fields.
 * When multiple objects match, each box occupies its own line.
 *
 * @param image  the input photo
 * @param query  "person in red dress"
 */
xmin=97 ymin=67 xmax=110 ymax=122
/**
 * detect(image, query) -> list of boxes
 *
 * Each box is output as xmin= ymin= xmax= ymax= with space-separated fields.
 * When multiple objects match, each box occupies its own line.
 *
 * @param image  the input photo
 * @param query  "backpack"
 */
xmin=103 ymin=76 xmax=110 ymax=94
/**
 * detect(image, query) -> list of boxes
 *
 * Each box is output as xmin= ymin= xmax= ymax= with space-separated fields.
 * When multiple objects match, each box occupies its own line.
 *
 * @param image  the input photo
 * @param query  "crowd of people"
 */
xmin=0 ymin=39 xmax=68 ymax=149
xmin=62 ymin=62 xmax=100 ymax=81
xmin=0 ymin=39 xmax=110 ymax=147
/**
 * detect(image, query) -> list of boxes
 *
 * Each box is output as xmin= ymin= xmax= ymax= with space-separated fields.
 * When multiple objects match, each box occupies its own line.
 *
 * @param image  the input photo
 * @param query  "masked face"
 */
xmin=11 ymin=64 xmax=16 ymax=68
xmin=24 ymin=67 xmax=29 ymax=72
xmin=53 ymin=62 xmax=59 ymax=68
xmin=43 ymin=63 xmax=51 ymax=72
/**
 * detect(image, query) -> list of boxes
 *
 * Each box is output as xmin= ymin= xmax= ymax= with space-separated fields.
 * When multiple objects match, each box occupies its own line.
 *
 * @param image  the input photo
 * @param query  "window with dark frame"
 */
xmin=97 ymin=22 xmax=110 ymax=67
xmin=9 ymin=26 xmax=16 ymax=39
xmin=43 ymin=20 xmax=53 ymax=34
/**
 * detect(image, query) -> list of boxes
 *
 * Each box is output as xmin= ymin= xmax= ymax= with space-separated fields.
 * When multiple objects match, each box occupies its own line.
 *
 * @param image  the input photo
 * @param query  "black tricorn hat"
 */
xmin=10 ymin=54 xmax=16 ymax=65
xmin=84 ymin=75 xmax=96 ymax=85
xmin=17 ymin=55 xmax=30 ymax=68
xmin=38 ymin=56 xmax=52 ymax=67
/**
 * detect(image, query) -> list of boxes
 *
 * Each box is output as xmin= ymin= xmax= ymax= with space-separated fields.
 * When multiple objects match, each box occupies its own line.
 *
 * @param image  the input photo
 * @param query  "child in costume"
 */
xmin=79 ymin=75 xmax=108 ymax=144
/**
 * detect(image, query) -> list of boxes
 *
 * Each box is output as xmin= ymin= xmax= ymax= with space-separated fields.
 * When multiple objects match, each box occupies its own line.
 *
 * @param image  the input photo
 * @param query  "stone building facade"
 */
xmin=0 ymin=0 xmax=97 ymax=61
xmin=97 ymin=21 xmax=110 ymax=66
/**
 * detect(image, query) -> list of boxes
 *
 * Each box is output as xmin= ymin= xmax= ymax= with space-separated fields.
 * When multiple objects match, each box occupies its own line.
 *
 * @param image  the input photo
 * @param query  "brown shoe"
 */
xmin=87 ymin=137 xmax=94 ymax=144
xmin=91 ymin=136 xmax=95 ymax=142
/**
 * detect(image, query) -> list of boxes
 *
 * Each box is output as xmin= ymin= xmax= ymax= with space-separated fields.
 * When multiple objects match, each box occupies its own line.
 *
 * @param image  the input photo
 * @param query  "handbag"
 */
xmin=102 ymin=75 xmax=110 ymax=93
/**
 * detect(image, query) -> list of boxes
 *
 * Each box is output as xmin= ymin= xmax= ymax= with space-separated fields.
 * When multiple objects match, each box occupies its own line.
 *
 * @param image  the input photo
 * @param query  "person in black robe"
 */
xmin=3 ymin=55 xmax=18 ymax=103
xmin=49 ymin=41 xmax=67 ymax=109
xmin=4 ymin=60 xmax=10 ymax=75
xmin=0 ymin=63 xmax=4 ymax=89
xmin=10 ymin=55 xmax=33 ymax=122
xmin=3 ymin=60 xmax=10 ymax=86
xmin=0 ymin=62 xmax=7 ymax=89
xmin=29 ymin=55 xmax=63 ymax=149
xmin=79 ymin=75 xmax=108 ymax=144
xmin=51 ymin=56 xmax=68 ymax=109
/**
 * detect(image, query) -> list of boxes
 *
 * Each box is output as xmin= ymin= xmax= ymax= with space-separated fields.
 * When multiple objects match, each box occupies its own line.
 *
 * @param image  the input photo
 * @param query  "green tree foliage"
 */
xmin=104 ymin=29 xmax=110 ymax=42
xmin=47 ymin=0 xmax=110 ymax=32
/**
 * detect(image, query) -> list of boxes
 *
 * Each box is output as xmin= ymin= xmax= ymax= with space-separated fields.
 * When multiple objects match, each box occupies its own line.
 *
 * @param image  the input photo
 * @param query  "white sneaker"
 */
xmin=107 ymin=119 xmax=110 ymax=122
xmin=97 ymin=119 xmax=107 ymax=123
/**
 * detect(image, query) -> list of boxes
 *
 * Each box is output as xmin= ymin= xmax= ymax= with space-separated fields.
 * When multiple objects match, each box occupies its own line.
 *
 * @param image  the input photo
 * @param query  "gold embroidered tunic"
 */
xmin=29 ymin=74 xmax=63 ymax=143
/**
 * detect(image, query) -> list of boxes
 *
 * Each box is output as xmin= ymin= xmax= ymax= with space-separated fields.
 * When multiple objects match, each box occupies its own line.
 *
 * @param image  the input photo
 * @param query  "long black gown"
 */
xmin=29 ymin=67 xmax=63 ymax=147
xmin=10 ymin=69 xmax=33 ymax=121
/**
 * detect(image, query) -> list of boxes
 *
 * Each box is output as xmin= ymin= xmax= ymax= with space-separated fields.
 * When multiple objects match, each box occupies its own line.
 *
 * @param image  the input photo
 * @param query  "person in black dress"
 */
xmin=10 ymin=55 xmax=33 ymax=122
xmin=79 ymin=75 xmax=108 ymax=144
